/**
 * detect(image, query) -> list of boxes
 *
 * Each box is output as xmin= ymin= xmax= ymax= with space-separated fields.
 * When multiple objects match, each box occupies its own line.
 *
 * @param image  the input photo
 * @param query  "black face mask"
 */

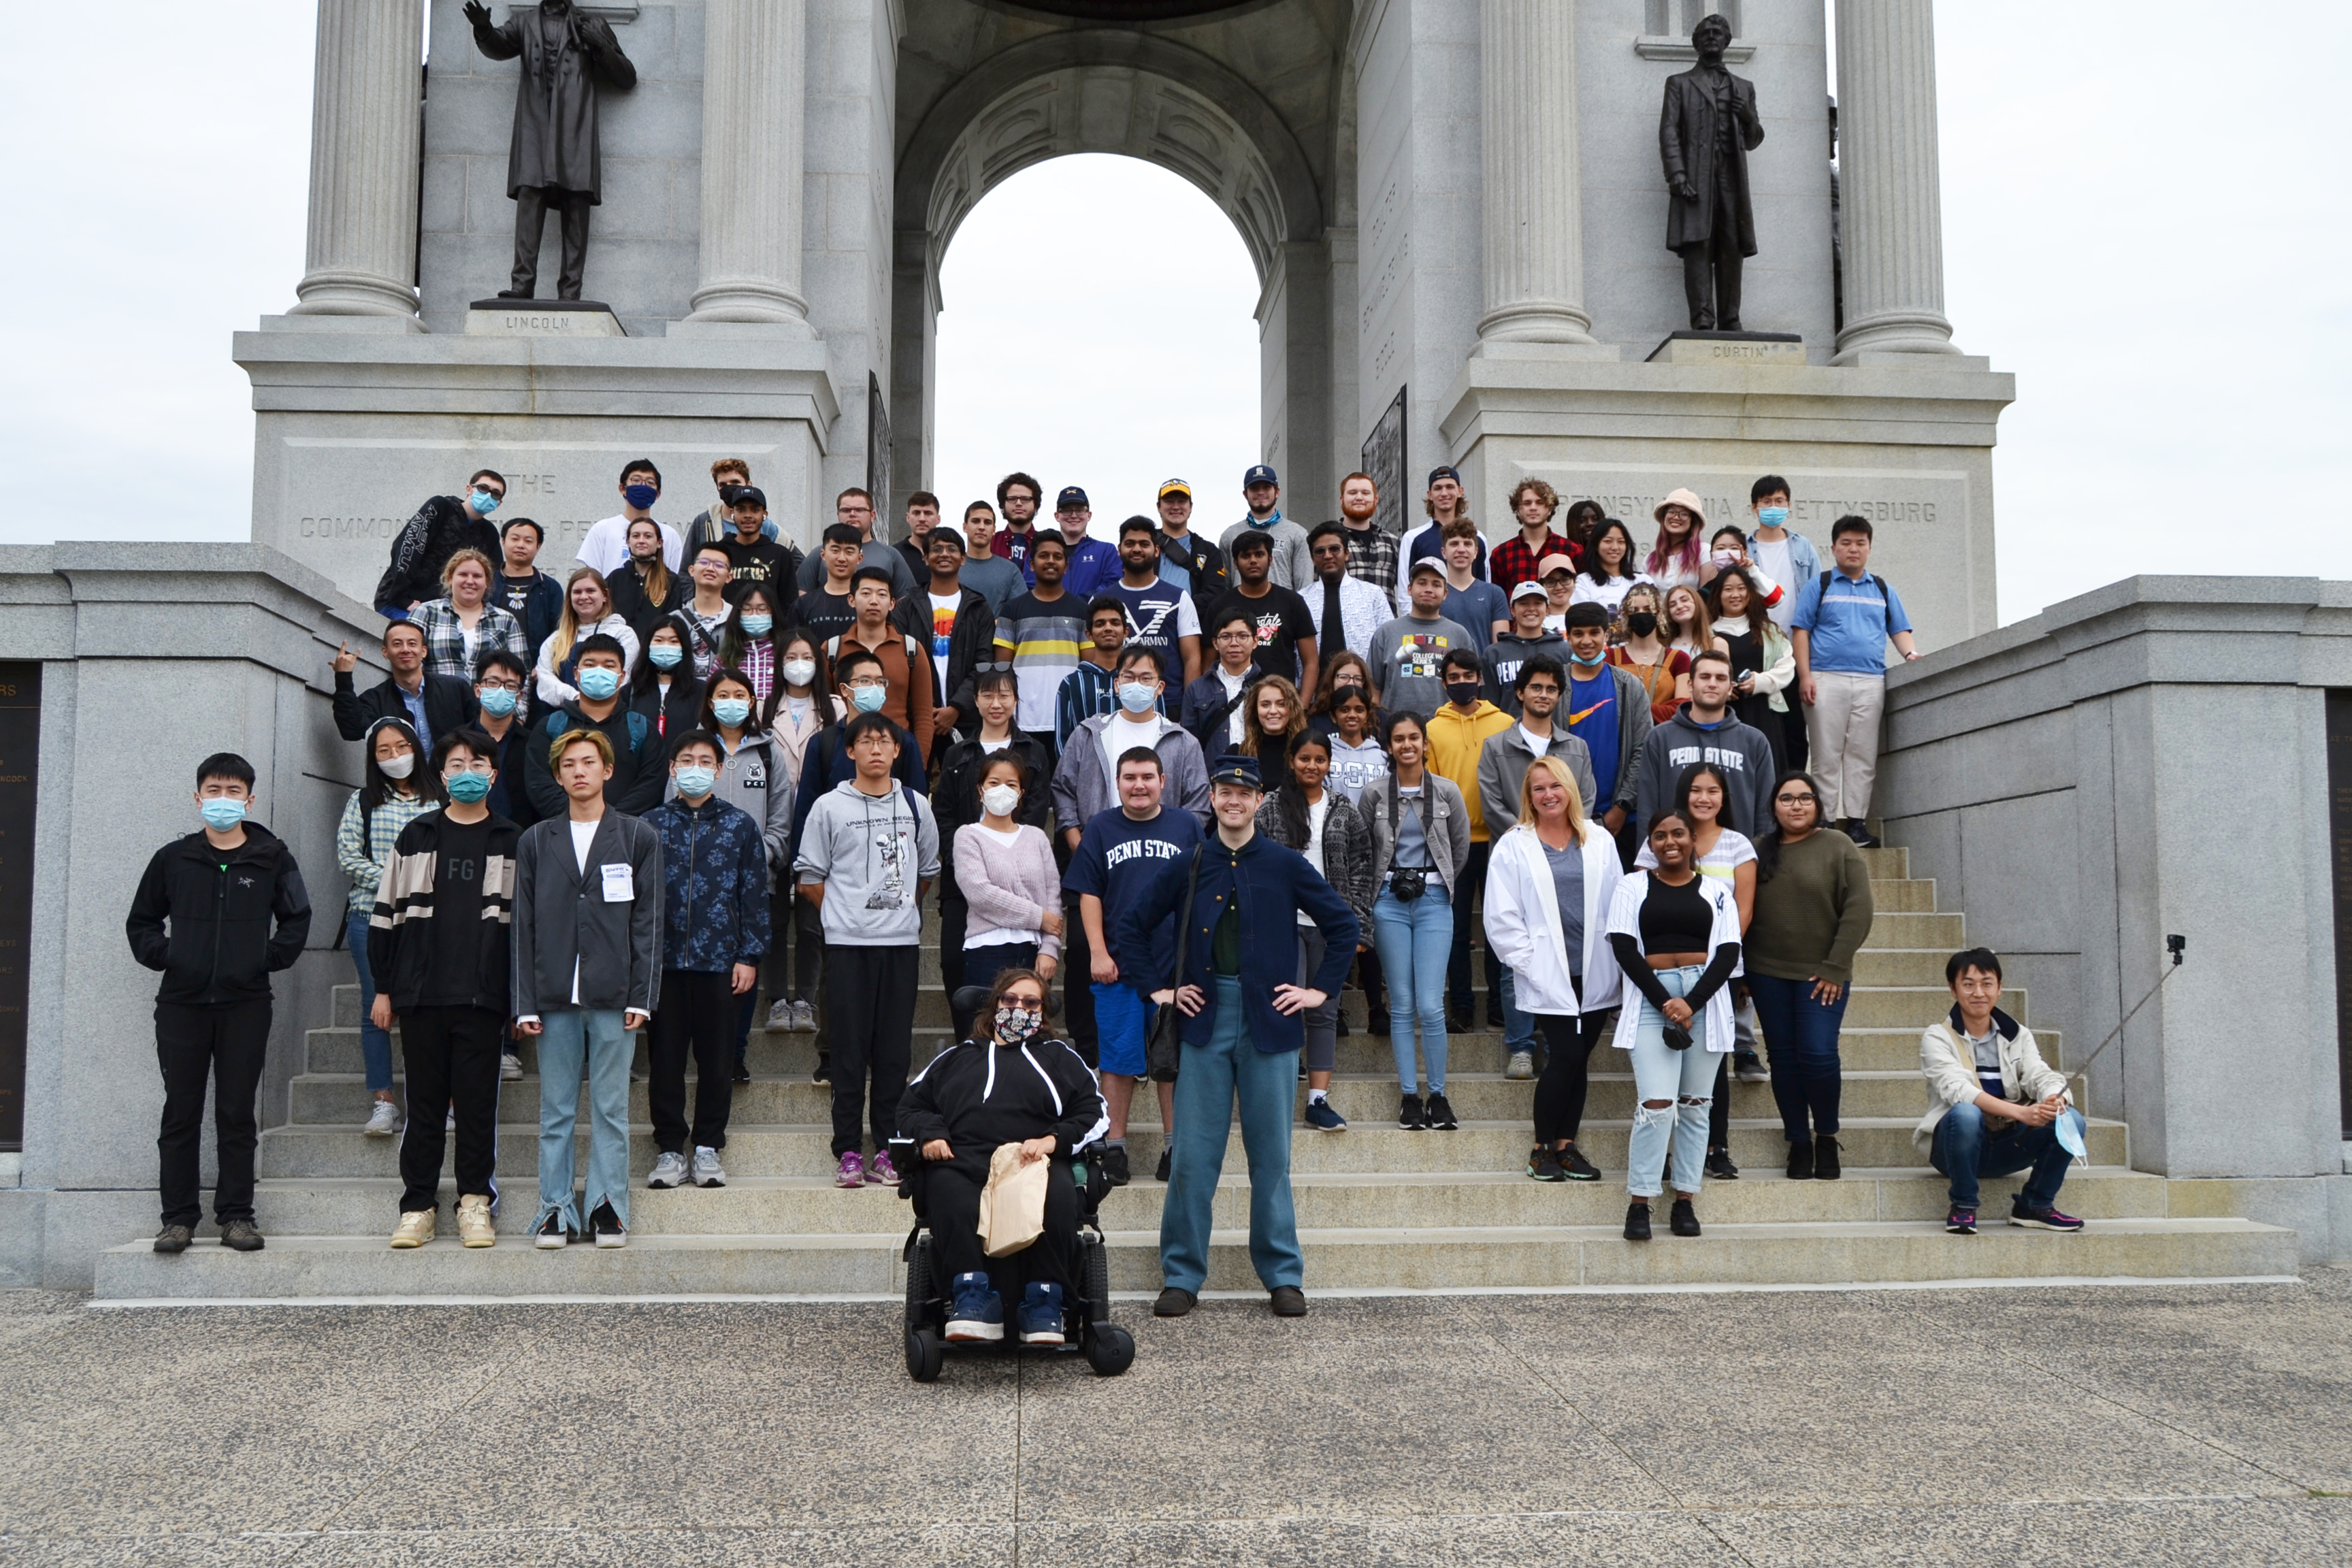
xmin=717 ymin=483 xmax=743 ymax=506
xmin=1626 ymin=611 xmax=1659 ymax=638
xmin=1446 ymin=681 xmax=1482 ymax=706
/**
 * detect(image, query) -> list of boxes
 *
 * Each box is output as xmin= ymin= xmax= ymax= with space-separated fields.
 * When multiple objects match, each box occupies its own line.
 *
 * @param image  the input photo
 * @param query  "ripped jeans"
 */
xmin=1623 ymin=964 xmax=1719 ymax=1199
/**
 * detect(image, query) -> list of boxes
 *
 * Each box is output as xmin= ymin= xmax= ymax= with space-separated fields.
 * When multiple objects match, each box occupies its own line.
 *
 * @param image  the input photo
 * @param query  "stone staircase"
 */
xmin=90 ymin=847 xmax=2297 ymax=1298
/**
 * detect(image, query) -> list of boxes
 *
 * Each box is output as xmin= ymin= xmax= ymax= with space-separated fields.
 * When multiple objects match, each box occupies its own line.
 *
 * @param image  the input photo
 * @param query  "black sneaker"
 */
xmin=1399 ymin=1092 xmax=1427 ymax=1130
xmin=1424 ymin=1092 xmax=1458 ymax=1130
xmin=1623 ymin=1202 xmax=1652 ymax=1241
xmin=2008 ymin=1201 xmax=2085 ymax=1232
xmin=1669 ymin=1198 xmax=1701 ymax=1237
xmin=153 ymin=1224 xmax=193 ymax=1254
xmin=1705 ymin=1147 xmax=1740 ymax=1181
xmin=1814 ymin=1134 xmax=1842 ymax=1181
xmin=1366 ymin=1012 xmax=1390 ymax=1037
xmin=218 ymin=1220 xmax=265 ymax=1252
xmin=1446 ymin=1009 xmax=1472 ymax=1034
xmin=1155 ymin=1147 xmax=1172 ymax=1183
xmin=1558 ymin=1143 xmax=1602 ymax=1182
xmin=1153 ymin=1286 xmax=1196 ymax=1318
xmin=1844 ymin=819 xmax=1882 ymax=849
xmin=534 ymin=1210 xmax=573 ymax=1249
xmin=731 ymin=1059 xmax=751 ymax=1085
xmin=1484 ymin=1006 xmax=1506 ymax=1029
xmin=1786 ymin=1141 xmax=1815 ymax=1180
xmin=1946 ymin=1207 xmax=1978 ymax=1236
xmin=1098 ymin=1145 xmax=1131 ymax=1187
xmin=1526 ymin=1145 xmax=1565 ymax=1182
xmin=811 ymin=1052 xmax=831 ymax=1084
xmin=589 ymin=1200 xmax=626 ymax=1250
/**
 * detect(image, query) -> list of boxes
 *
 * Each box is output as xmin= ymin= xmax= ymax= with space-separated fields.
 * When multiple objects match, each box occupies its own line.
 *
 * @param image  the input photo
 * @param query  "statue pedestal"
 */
xmin=463 ymin=299 xmax=626 ymax=338
xmin=235 ymin=323 xmax=838 ymax=604
xmin=1646 ymin=331 xmax=1804 ymax=366
xmin=1439 ymin=352 xmax=2016 ymax=647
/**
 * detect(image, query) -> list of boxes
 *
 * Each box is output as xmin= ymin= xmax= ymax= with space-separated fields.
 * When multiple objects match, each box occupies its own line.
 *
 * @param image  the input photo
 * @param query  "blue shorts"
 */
xmin=1092 ymin=980 xmax=1151 ymax=1077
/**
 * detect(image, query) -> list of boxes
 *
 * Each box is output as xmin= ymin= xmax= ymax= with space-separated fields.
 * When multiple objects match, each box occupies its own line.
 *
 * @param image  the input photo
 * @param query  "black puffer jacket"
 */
xmin=896 ymin=1033 xmax=1107 ymax=1182
xmin=125 ymin=823 xmax=314 ymax=1005
xmin=375 ymin=495 xmax=499 ymax=615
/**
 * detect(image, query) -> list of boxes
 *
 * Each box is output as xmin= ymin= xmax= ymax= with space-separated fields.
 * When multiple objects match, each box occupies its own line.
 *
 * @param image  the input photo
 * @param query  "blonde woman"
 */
xmin=1609 ymin=583 xmax=1690 ymax=725
xmin=535 ymin=566 xmax=642 ymax=709
xmin=1482 ymin=755 xmax=1624 ymax=1182
xmin=1239 ymin=674 xmax=1307 ymax=762
xmin=1663 ymin=583 xmax=1729 ymax=672
xmin=412 ymin=548 xmax=527 ymax=683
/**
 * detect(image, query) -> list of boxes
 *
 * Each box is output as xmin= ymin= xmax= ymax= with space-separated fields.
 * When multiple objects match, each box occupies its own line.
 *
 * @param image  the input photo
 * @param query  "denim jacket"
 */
xmin=641 ymin=794 xmax=770 ymax=973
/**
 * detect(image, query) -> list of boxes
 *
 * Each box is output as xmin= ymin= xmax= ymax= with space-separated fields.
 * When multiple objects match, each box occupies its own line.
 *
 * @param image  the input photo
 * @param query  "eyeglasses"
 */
xmin=1775 ymin=792 xmax=1817 ymax=804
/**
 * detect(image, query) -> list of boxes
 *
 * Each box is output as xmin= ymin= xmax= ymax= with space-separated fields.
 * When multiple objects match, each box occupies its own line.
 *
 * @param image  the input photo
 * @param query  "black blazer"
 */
xmin=333 ymin=670 xmax=480 ymax=749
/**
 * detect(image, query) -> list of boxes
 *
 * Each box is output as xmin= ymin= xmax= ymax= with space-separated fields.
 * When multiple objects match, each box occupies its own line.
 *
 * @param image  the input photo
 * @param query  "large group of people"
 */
xmin=124 ymin=457 xmax=2085 ymax=1301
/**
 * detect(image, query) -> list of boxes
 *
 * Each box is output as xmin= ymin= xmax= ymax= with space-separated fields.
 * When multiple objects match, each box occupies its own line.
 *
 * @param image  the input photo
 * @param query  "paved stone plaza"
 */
xmin=3 ymin=1271 xmax=2349 ymax=1565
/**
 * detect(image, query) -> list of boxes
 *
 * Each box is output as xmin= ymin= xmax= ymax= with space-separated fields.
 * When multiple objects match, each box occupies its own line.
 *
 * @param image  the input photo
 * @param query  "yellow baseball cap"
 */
xmin=1157 ymin=478 xmax=1192 ymax=500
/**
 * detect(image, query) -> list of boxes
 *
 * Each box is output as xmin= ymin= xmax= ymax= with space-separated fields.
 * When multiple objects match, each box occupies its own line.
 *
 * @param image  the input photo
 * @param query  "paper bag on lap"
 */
xmin=979 ymin=1141 xmax=1048 ymax=1257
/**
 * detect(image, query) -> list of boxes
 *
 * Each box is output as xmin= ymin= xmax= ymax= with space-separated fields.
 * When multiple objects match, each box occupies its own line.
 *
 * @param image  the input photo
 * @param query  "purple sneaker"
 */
xmin=1946 ymin=1207 xmax=1978 ymax=1235
xmin=867 ymin=1150 xmax=901 ymax=1188
xmin=834 ymin=1151 xmax=864 ymax=1188
xmin=2008 ymin=1201 xmax=2084 ymax=1232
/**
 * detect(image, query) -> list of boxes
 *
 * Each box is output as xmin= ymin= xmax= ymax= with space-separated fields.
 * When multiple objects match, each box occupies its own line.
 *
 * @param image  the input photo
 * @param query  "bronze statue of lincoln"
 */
xmin=1659 ymin=14 xmax=1764 ymax=331
xmin=464 ymin=0 xmax=638 ymax=301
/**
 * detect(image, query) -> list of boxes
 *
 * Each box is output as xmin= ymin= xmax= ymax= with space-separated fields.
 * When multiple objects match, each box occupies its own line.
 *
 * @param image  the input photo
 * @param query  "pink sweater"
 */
xmin=951 ymin=822 xmax=1064 ymax=959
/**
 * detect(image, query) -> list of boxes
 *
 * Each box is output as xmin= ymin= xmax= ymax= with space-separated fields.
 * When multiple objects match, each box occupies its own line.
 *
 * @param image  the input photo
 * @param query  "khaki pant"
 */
xmin=1804 ymin=670 xmax=1886 ymax=822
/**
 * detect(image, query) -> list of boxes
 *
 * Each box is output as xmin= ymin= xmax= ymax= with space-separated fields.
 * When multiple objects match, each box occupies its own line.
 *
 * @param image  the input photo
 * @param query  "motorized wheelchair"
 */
xmin=891 ymin=987 xmax=1137 ymax=1382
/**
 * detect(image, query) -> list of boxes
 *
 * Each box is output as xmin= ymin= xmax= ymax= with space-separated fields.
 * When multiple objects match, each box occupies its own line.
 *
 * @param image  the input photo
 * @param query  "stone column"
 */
xmin=289 ymin=0 xmax=423 ymax=319
xmin=1832 ymin=0 xmax=1963 ymax=360
xmin=685 ymin=0 xmax=815 ymax=329
xmin=1475 ymin=0 xmax=1596 ymax=345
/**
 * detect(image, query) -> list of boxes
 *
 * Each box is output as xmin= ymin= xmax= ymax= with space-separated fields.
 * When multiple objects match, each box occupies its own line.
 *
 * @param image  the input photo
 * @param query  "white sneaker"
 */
xmin=647 ymin=1151 xmax=689 ymax=1189
xmin=389 ymin=1209 xmax=434 ymax=1248
xmin=792 ymin=1000 xmax=819 ymax=1034
xmin=766 ymin=998 xmax=794 ymax=1030
xmin=363 ymin=1099 xmax=400 ymax=1137
xmin=456 ymin=1193 xmax=495 ymax=1248
xmin=500 ymin=1052 xmax=524 ymax=1081
xmin=691 ymin=1147 xmax=726 ymax=1188
xmin=1505 ymin=1051 xmax=1535 ymax=1081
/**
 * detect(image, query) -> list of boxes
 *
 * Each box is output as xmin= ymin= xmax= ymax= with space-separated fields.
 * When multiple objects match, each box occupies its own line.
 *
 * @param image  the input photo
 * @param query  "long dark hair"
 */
xmin=1561 ymin=498 xmax=1605 ymax=551
xmin=699 ymin=667 xmax=762 ymax=737
xmin=774 ymin=628 xmax=837 ymax=728
xmin=359 ymin=717 xmax=446 ymax=815
xmin=718 ymin=581 xmax=783 ymax=670
xmin=1752 ymin=769 xmax=1824 ymax=883
xmin=1583 ymin=519 xmax=1637 ymax=586
xmin=1703 ymin=564 xmax=1765 ymax=625
xmin=1273 ymin=730 xmax=1332 ymax=847
xmin=629 ymin=619 xmax=693 ymax=698
xmin=1672 ymin=760 xmax=1737 ymax=836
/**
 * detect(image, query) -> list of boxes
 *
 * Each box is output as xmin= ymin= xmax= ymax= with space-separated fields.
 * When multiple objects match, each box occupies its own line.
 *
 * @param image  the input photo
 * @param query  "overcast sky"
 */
xmin=0 ymin=1 xmax=2338 ymax=626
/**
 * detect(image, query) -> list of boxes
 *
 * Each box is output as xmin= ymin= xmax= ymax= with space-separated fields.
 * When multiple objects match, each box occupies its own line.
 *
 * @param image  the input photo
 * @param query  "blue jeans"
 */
xmin=1624 ymin=966 xmax=1718 ymax=1199
xmin=1931 ymin=1102 xmax=2079 ymax=1211
xmin=1748 ymin=972 xmax=1850 ymax=1143
xmin=1160 ymin=976 xmax=1303 ymax=1294
xmin=346 ymin=907 xmax=394 ymax=1092
xmin=1498 ymin=970 xmax=1539 ymax=1060
xmin=1372 ymin=883 xmax=1453 ymax=1094
xmin=534 ymin=1008 xmax=633 ymax=1232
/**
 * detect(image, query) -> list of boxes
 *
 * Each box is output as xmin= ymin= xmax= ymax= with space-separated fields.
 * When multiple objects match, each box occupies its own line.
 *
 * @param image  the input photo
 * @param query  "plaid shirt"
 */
xmin=1341 ymin=522 xmax=1400 ymax=594
xmin=412 ymin=598 xmax=529 ymax=683
xmin=1487 ymin=530 xmax=1574 ymax=595
xmin=336 ymin=788 xmax=438 ymax=915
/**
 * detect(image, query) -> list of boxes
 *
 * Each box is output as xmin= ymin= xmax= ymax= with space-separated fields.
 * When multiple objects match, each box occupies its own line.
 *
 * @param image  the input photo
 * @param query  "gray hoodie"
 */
xmin=1051 ymin=713 xmax=1213 ymax=834
xmin=793 ymin=779 xmax=941 ymax=946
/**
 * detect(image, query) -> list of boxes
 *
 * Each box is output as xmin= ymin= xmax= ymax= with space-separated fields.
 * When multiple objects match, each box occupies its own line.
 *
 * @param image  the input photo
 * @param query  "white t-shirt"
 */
xmin=1296 ymin=794 xmax=1330 ymax=928
xmin=1518 ymin=724 xmax=1552 ymax=757
xmin=1569 ymin=574 xmax=1651 ymax=617
xmin=964 ymin=822 xmax=1043 ymax=949
xmin=577 ymin=514 xmax=684 ymax=576
xmin=926 ymin=591 xmax=961 ymax=689
xmin=1101 ymin=713 xmax=1165 ymax=783
xmin=1215 ymin=668 xmax=1247 ymax=746
xmin=1751 ymin=536 xmax=1797 ymax=631
xmin=568 ymin=817 xmax=600 ymax=1004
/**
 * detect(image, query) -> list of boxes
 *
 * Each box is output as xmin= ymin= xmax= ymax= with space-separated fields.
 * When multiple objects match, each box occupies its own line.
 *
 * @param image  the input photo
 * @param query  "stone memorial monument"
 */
xmin=1659 ymin=13 xmax=1763 ymax=332
xmin=463 ymin=0 xmax=637 ymax=303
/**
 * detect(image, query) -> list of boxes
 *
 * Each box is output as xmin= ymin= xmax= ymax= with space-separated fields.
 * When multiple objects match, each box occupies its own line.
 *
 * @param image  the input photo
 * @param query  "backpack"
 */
xmin=1817 ymin=571 xmax=1896 ymax=632
xmin=546 ymin=707 xmax=651 ymax=757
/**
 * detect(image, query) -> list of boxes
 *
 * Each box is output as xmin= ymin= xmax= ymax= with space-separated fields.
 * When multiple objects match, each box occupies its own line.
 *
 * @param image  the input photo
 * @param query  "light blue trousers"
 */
xmin=1159 ymin=977 xmax=1303 ymax=1294
xmin=534 ymin=1008 xmax=633 ymax=1231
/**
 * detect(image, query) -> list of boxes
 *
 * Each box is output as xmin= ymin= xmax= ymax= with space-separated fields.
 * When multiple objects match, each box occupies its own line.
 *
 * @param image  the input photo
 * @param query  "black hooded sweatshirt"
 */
xmin=896 ymin=1032 xmax=1107 ymax=1183
xmin=125 ymin=823 xmax=313 ymax=1005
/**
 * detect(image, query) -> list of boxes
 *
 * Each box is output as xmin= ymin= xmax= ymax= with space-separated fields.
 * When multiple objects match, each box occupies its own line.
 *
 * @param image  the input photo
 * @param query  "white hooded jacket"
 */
xmin=1604 ymin=870 xmax=1744 ymax=1052
xmin=1481 ymin=823 xmax=1624 ymax=1015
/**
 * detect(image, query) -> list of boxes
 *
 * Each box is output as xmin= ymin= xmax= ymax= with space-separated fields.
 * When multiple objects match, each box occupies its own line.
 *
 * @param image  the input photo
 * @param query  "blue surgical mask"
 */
xmin=648 ymin=643 xmax=683 ymax=670
xmin=1756 ymin=506 xmax=1788 ymax=529
xmin=712 ymin=698 xmax=753 ymax=727
xmin=675 ymin=765 xmax=718 ymax=799
xmin=470 ymin=487 xmax=500 ymax=517
xmin=1569 ymin=650 xmax=1607 ymax=669
xmin=849 ymin=685 xmax=887 ymax=714
xmin=476 ymin=684 xmax=519 ymax=717
xmin=576 ymin=666 xmax=621 ymax=700
xmin=623 ymin=483 xmax=658 ymax=510
xmin=1116 ymin=682 xmax=1157 ymax=714
xmin=199 ymin=798 xmax=247 ymax=832
xmin=445 ymin=771 xmax=493 ymax=804
xmin=739 ymin=614 xmax=773 ymax=638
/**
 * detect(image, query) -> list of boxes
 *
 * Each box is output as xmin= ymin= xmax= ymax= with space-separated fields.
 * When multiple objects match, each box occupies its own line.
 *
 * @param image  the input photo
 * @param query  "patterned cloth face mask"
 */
xmin=993 ymin=1004 xmax=1041 ymax=1045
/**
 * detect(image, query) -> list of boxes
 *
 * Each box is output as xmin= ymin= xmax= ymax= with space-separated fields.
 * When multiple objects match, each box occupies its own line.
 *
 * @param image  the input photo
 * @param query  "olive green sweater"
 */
xmin=1746 ymin=830 xmax=1876 ymax=985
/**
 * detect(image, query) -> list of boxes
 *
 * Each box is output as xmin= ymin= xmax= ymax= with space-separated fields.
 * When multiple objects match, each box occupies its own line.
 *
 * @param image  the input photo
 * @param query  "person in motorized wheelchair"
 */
xmin=894 ymin=967 xmax=1134 ymax=1377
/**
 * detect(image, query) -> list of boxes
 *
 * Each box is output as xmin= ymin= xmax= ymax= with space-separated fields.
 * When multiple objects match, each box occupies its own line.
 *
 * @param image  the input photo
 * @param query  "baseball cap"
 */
xmin=1509 ymin=579 xmax=1548 ymax=602
xmin=1209 ymin=753 xmax=1262 ymax=790
xmin=1409 ymin=557 xmax=1448 ymax=580
xmin=1243 ymin=463 xmax=1279 ymax=489
xmin=730 ymin=485 xmax=767 ymax=510
xmin=1056 ymin=486 xmax=1089 ymax=510
xmin=1536 ymin=552 xmax=1577 ymax=578
xmin=1427 ymin=465 xmax=1460 ymax=487
xmin=1158 ymin=478 xmax=1193 ymax=501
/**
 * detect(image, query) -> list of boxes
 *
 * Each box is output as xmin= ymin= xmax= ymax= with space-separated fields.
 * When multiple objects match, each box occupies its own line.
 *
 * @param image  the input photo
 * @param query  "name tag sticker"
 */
xmin=600 ymin=863 xmax=635 ymax=902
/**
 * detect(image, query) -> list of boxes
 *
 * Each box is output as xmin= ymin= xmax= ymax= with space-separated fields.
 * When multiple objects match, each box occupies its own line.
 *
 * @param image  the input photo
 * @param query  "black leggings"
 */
xmin=1532 ymin=1011 xmax=1610 ymax=1145
xmin=924 ymin=1159 xmax=1079 ymax=1301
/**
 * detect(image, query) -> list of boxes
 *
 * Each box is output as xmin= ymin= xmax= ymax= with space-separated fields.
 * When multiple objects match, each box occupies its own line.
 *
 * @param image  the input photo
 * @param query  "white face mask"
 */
xmin=378 ymin=752 xmax=415 ymax=781
xmin=981 ymin=783 xmax=1020 ymax=819
xmin=781 ymin=657 xmax=817 ymax=687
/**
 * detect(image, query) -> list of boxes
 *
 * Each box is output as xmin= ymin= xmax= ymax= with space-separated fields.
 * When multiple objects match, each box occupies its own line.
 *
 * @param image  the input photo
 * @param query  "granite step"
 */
xmin=89 ymin=1215 xmax=2296 ymax=1301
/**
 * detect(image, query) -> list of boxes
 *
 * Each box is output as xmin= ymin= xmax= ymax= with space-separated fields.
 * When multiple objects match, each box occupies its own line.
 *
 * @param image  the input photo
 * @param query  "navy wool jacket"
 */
xmin=1115 ymin=829 xmax=1359 ymax=1055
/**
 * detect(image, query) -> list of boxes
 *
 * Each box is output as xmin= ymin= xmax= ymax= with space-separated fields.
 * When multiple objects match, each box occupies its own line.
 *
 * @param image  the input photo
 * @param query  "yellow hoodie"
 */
xmin=1425 ymin=699 xmax=1513 ymax=842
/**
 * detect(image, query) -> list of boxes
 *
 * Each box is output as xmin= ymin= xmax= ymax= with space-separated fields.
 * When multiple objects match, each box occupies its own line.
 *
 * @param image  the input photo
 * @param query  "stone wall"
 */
xmin=1877 ymin=575 xmax=2352 ymax=1260
xmin=0 ymin=546 xmax=382 ymax=1287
